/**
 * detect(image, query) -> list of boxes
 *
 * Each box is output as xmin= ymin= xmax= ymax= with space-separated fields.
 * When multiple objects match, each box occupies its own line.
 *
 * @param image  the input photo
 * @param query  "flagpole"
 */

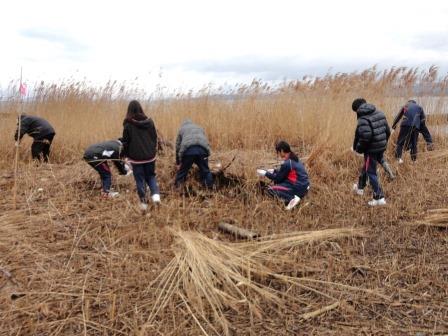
xmin=13 ymin=67 xmax=24 ymax=210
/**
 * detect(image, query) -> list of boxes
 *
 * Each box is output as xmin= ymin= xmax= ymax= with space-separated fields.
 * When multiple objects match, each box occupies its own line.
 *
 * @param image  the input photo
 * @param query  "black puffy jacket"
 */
xmin=353 ymin=103 xmax=390 ymax=154
xmin=122 ymin=115 xmax=158 ymax=162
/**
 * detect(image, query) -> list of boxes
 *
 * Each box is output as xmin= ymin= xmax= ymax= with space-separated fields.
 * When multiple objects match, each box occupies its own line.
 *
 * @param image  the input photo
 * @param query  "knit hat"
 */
xmin=352 ymin=98 xmax=367 ymax=112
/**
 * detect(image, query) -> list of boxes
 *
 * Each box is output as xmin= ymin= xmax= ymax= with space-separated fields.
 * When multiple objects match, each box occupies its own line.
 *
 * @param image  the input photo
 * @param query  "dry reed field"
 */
xmin=0 ymin=67 xmax=448 ymax=335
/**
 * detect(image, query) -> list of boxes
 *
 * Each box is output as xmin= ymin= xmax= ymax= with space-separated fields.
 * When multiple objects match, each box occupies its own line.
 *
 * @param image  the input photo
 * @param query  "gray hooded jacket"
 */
xmin=175 ymin=120 xmax=210 ymax=163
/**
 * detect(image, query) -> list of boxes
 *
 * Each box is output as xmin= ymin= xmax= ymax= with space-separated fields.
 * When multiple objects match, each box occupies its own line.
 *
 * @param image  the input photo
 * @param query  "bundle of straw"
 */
xmin=144 ymin=228 xmax=385 ymax=335
xmin=414 ymin=208 xmax=448 ymax=228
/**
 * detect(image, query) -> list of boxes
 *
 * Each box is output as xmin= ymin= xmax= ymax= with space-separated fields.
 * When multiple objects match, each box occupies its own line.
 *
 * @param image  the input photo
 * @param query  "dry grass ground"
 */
xmin=0 ymin=67 xmax=447 ymax=335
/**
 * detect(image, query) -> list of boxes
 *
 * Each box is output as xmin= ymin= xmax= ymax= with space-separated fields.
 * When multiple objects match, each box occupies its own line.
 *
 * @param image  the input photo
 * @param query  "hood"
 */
xmin=131 ymin=118 xmax=153 ymax=129
xmin=181 ymin=119 xmax=193 ymax=127
xmin=357 ymin=103 xmax=376 ymax=117
xmin=125 ymin=114 xmax=153 ymax=128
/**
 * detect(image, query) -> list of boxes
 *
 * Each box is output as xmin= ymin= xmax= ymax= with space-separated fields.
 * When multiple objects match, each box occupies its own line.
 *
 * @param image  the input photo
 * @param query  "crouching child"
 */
xmin=83 ymin=139 xmax=131 ymax=198
xmin=257 ymin=141 xmax=310 ymax=210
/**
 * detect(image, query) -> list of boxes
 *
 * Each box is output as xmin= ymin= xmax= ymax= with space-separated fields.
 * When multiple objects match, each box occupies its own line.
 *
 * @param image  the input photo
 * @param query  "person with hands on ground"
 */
xmin=14 ymin=114 xmax=56 ymax=163
xmin=257 ymin=141 xmax=310 ymax=210
xmin=83 ymin=139 xmax=132 ymax=198
xmin=174 ymin=119 xmax=213 ymax=190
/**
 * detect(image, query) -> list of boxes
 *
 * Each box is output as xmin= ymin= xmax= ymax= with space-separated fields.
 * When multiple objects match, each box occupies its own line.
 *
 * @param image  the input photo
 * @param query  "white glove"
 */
xmin=124 ymin=163 xmax=133 ymax=176
xmin=267 ymin=169 xmax=274 ymax=174
xmin=256 ymin=169 xmax=267 ymax=177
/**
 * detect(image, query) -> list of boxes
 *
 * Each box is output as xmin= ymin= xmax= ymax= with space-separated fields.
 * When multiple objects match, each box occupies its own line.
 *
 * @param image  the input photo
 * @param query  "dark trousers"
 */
xmin=419 ymin=122 xmax=433 ymax=145
xmin=88 ymin=161 xmax=112 ymax=193
xmin=175 ymin=154 xmax=213 ymax=188
xmin=358 ymin=153 xmax=384 ymax=199
xmin=395 ymin=126 xmax=418 ymax=161
xmin=31 ymin=134 xmax=54 ymax=162
xmin=267 ymin=183 xmax=309 ymax=204
xmin=132 ymin=161 xmax=160 ymax=202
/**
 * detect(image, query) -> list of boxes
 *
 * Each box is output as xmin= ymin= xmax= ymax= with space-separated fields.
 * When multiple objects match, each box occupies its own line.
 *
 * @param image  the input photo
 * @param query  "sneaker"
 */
xmin=139 ymin=203 xmax=148 ymax=212
xmin=102 ymin=191 xmax=119 ymax=198
xmin=151 ymin=194 xmax=161 ymax=204
xmin=285 ymin=196 xmax=301 ymax=210
xmin=368 ymin=198 xmax=387 ymax=206
xmin=352 ymin=184 xmax=364 ymax=196
xmin=398 ymin=158 xmax=404 ymax=164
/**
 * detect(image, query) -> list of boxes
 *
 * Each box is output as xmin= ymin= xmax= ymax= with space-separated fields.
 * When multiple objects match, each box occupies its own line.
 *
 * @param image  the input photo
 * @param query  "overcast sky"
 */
xmin=1 ymin=0 xmax=448 ymax=92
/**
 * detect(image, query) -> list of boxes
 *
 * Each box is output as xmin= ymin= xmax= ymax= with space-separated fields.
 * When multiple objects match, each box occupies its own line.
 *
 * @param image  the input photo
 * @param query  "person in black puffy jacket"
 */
xmin=14 ymin=114 xmax=56 ymax=162
xmin=351 ymin=98 xmax=390 ymax=206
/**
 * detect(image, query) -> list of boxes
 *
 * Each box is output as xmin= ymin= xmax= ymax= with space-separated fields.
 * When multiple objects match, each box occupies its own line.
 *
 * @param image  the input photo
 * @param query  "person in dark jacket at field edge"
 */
xmin=392 ymin=100 xmax=432 ymax=162
xmin=352 ymin=98 xmax=390 ymax=206
xmin=83 ymin=139 xmax=132 ymax=198
xmin=174 ymin=119 xmax=213 ymax=189
xmin=122 ymin=100 xmax=160 ymax=212
xmin=14 ymin=114 xmax=56 ymax=162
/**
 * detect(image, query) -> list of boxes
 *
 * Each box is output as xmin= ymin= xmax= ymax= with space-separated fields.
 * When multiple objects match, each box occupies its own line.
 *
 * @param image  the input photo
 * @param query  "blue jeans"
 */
xmin=88 ymin=161 xmax=112 ymax=193
xmin=175 ymin=154 xmax=213 ymax=188
xmin=358 ymin=153 xmax=384 ymax=199
xmin=132 ymin=161 xmax=160 ymax=202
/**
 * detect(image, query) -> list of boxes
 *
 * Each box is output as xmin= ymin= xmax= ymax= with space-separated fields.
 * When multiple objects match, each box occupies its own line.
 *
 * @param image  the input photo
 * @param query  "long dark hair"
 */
xmin=275 ymin=141 xmax=299 ymax=162
xmin=124 ymin=100 xmax=147 ymax=124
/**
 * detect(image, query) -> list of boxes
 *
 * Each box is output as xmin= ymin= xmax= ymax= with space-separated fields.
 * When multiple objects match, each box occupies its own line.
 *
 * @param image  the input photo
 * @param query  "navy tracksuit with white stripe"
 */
xmin=265 ymin=158 xmax=310 ymax=204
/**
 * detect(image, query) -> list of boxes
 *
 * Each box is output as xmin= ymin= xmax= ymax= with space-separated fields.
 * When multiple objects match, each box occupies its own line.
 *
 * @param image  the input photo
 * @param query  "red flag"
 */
xmin=19 ymin=83 xmax=27 ymax=96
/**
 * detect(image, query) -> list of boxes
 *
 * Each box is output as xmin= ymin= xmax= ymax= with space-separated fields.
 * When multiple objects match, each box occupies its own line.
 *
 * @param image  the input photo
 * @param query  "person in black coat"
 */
xmin=352 ymin=98 xmax=390 ymax=206
xmin=14 ymin=114 xmax=56 ymax=162
xmin=83 ymin=139 xmax=131 ymax=198
xmin=122 ymin=100 xmax=160 ymax=211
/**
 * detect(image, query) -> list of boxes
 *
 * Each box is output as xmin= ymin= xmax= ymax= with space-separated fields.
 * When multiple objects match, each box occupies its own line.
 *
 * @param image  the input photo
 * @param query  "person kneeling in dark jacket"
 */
xmin=83 ymin=139 xmax=131 ymax=198
xmin=352 ymin=98 xmax=390 ymax=206
xmin=14 ymin=114 xmax=56 ymax=162
xmin=174 ymin=119 xmax=213 ymax=189
xmin=257 ymin=141 xmax=310 ymax=211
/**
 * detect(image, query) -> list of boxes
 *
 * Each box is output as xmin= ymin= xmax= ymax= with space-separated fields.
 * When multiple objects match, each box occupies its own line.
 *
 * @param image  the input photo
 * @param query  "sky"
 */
xmin=1 ymin=0 xmax=448 ymax=93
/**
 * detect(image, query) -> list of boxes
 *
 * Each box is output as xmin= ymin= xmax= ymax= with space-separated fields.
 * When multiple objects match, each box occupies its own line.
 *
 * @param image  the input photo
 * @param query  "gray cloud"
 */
xmin=20 ymin=28 xmax=89 ymax=61
xmin=166 ymin=53 xmax=448 ymax=82
xmin=166 ymin=56 xmax=391 ymax=81
xmin=413 ymin=31 xmax=448 ymax=52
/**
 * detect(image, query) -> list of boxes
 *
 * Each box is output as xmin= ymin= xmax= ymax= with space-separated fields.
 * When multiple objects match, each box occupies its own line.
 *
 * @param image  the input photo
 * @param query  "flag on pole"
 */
xmin=19 ymin=83 xmax=27 ymax=96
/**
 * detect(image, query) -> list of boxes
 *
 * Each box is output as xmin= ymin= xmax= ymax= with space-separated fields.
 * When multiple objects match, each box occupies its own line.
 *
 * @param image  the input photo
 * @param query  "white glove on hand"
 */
xmin=267 ymin=169 xmax=274 ymax=174
xmin=124 ymin=163 xmax=133 ymax=176
xmin=256 ymin=169 xmax=267 ymax=177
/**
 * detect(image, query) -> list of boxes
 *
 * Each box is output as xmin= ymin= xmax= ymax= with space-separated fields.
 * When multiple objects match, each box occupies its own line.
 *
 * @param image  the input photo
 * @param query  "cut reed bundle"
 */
xmin=145 ymin=228 xmax=380 ymax=335
xmin=414 ymin=208 xmax=448 ymax=228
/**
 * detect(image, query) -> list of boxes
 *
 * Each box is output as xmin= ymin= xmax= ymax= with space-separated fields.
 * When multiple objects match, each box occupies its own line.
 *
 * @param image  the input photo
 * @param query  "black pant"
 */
xmin=31 ymin=134 xmax=55 ymax=162
xmin=419 ymin=122 xmax=433 ymax=145
xmin=395 ymin=126 xmax=418 ymax=161
xmin=175 ymin=154 xmax=213 ymax=188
